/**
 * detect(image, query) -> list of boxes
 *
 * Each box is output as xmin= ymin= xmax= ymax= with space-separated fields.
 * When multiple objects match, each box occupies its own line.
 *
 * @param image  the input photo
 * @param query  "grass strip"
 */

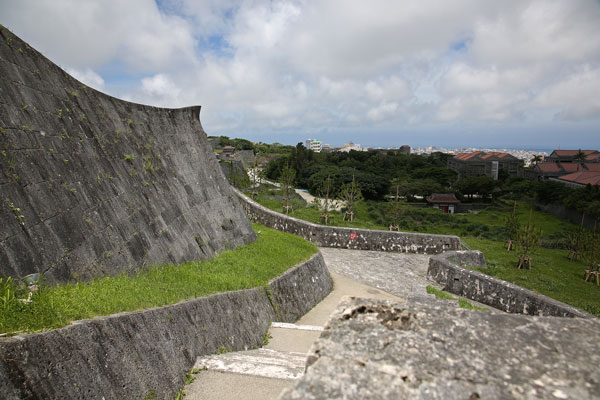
xmin=462 ymin=238 xmax=599 ymax=317
xmin=426 ymin=285 xmax=488 ymax=311
xmin=0 ymin=223 xmax=317 ymax=335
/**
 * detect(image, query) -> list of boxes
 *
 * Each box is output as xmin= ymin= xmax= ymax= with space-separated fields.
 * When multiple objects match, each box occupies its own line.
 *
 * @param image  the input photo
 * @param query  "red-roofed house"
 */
xmin=528 ymin=161 xmax=596 ymax=180
xmin=426 ymin=193 xmax=460 ymax=214
xmin=546 ymin=149 xmax=599 ymax=163
xmin=553 ymin=171 xmax=600 ymax=188
xmin=585 ymin=163 xmax=600 ymax=172
xmin=527 ymin=149 xmax=600 ymax=181
xmin=587 ymin=153 xmax=600 ymax=162
xmin=447 ymin=151 xmax=521 ymax=180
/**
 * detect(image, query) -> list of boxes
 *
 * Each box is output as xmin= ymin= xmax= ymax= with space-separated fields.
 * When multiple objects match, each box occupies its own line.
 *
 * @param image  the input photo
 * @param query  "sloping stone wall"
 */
xmin=427 ymin=251 xmax=593 ymax=318
xmin=0 ymin=251 xmax=331 ymax=400
xmin=234 ymin=189 xmax=460 ymax=254
xmin=0 ymin=28 xmax=256 ymax=283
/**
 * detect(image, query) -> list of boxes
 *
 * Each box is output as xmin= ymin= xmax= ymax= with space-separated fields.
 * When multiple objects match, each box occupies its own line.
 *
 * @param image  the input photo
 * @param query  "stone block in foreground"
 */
xmin=281 ymin=297 xmax=600 ymax=400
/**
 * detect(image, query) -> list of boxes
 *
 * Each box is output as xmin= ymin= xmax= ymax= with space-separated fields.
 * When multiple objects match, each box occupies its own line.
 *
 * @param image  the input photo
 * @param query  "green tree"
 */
xmin=315 ymin=175 xmax=335 ymax=224
xmin=455 ymin=176 xmax=498 ymax=201
xmin=567 ymin=213 xmax=586 ymax=261
xmin=387 ymin=181 xmax=404 ymax=230
xmin=231 ymin=138 xmax=255 ymax=151
xmin=530 ymin=154 xmax=542 ymax=167
xmin=504 ymin=201 xmax=520 ymax=251
xmin=574 ymin=149 xmax=587 ymax=171
xmin=250 ymin=156 xmax=260 ymax=199
xmin=582 ymin=229 xmax=600 ymax=275
xmin=339 ymin=175 xmax=363 ymax=222
xmin=279 ymin=164 xmax=296 ymax=215
xmin=517 ymin=210 xmax=542 ymax=269
xmin=218 ymin=136 xmax=233 ymax=146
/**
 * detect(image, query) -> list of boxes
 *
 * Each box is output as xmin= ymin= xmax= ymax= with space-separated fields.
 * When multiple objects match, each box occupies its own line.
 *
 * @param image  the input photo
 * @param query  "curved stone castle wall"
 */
xmin=0 ymin=28 xmax=255 ymax=283
xmin=233 ymin=188 xmax=461 ymax=253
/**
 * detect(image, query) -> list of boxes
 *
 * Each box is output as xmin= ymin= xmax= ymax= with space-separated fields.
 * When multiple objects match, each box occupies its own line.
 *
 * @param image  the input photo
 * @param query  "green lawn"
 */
xmin=0 ymin=223 xmax=317 ymax=335
xmin=463 ymin=238 xmax=599 ymax=316
xmin=251 ymin=191 xmax=599 ymax=316
xmin=258 ymin=195 xmax=384 ymax=230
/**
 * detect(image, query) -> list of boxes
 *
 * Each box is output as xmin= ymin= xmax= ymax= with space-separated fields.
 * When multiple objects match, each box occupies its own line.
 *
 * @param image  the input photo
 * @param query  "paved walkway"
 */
xmin=293 ymin=189 xmax=345 ymax=211
xmin=184 ymin=249 xmax=433 ymax=400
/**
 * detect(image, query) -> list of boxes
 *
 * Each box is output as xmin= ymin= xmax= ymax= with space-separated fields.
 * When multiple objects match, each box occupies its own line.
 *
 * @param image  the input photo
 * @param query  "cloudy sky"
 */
xmin=2 ymin=0 xmax=599 ymax=149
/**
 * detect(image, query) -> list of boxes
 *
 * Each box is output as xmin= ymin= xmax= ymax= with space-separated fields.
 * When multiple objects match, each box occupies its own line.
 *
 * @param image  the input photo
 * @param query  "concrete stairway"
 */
xmin=194 ymin=348 xmax=307 ymax=381
xmin=183 ymin=270 xmax=405 ymax=400
xmin=183 ymin=250 xmax=456 ymax=400
xmin=184 ymin=322 xmax=325 ymax=400
xmin=192 ymin=323 xmax=324 ymax=381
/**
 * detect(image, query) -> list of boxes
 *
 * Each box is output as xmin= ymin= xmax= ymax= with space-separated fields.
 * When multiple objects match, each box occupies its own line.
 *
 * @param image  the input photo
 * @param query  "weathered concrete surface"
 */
xmin=269 ymin=252 xmax=333 ymax=322
xmin=0 ymin=29 xmax=256 ymax=282
xmin=296 ymin=272 xmax=406 ymax=329
xmin=234 ymin=189 xmax=460 ymax=254
xmin=428 ymin=251 xmax=593 ymax=318
xmin=319 ymin=248 xmax=431 ymax=299
xmin=282 ymin=297 xmax=600 ymax=400
xmin=185 ymin=371 xmax=293 ymax=400
xmin=0 ymin=249 xmax=332 ymax=400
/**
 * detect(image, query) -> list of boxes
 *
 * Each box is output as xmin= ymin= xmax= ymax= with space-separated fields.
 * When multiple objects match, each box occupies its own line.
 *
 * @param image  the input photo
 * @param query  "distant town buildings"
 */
xmin=399 ymin=145 xmax=411 ymax=155
xmin=305 ymin=139 xmax=322 ymax=152
xmin=447 ymin=151 xmax=521 ymax=180
xmin=339 ymin=142 xmax=364 ymax=152
xmin=412 ymin=146 xmax=547 ymax=165
xmin=526 ymin=149 xmax=600 ymax=186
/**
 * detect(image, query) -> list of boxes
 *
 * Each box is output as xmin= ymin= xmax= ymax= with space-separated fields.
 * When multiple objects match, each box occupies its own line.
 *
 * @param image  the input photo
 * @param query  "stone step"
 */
xmin=193 ymin=348 xmax=307 ymax=381
xmin=266 ymin=323 xmax=323 ymax=353
xmin=270 ymin=322 xmax=324 ymax=331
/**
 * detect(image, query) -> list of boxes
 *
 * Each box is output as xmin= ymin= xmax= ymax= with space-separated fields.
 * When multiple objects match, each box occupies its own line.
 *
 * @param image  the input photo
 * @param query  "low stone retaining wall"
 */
xmin=269 ymin=252 xmax=333 ymax=322
xmin=234 ymin=189 xmax=460 ymax=254
xmin=0 ymin=252 xmax=331 ymax=400
xmin=427 ymin=251 xmax=593 ymax=318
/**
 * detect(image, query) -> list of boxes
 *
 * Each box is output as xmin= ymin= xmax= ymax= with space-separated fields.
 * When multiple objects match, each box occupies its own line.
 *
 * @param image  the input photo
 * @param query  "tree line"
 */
xmin=263 ymin=143 xmax=456 ymax=201
xmin=260 ymin=143 xmax=600 ymax=220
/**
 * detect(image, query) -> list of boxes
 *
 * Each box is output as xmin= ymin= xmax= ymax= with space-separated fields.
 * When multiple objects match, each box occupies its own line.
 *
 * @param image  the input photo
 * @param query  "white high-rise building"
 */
xmin=306 ymin=139 xmax=322 ymax=152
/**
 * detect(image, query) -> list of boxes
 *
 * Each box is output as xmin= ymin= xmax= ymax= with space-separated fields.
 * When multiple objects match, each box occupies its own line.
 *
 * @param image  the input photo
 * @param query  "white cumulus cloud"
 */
xmin=2 ymin=0 xmax=599 ymax=147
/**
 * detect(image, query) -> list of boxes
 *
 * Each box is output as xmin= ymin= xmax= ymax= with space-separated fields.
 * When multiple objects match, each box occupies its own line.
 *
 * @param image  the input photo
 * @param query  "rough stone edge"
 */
xmin=233 ymin=188 xmax=460 ymax=253
xmin=280 ymin=297 xmax=600 ymax=400
xmin=268 ymin=252 xmax=334 ymax=323
xmin=0 ymin=250 xmax=331 ymax=400
xmin=427 ymin=251 xmax=594 ymax=318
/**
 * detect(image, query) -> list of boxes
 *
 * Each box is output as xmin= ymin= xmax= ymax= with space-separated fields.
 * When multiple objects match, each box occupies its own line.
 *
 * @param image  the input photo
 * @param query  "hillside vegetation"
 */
xmin=0 ymin=224 xmax=317 ymax=335
xmin=261 ymin=142 xmax=600 ymax=218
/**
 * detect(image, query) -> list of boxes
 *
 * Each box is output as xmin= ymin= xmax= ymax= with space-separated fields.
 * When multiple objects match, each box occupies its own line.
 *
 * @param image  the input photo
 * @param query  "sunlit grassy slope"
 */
xmin=0 ymin=223 xmax=317 ymax=334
